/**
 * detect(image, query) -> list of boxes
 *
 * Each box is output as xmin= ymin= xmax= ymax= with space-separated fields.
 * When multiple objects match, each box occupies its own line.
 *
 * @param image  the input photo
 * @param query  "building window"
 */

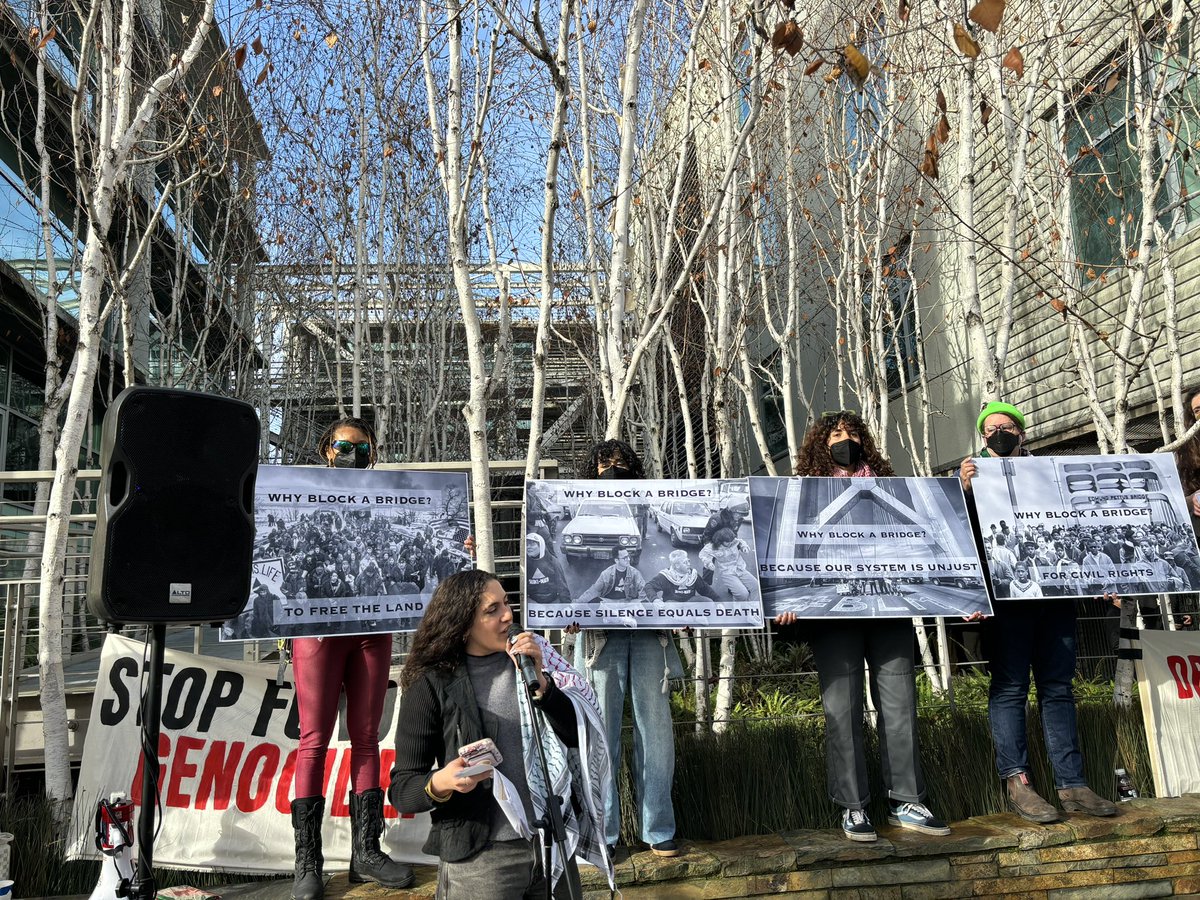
xmin=0 ymin=345 xmax=41 ymax=504
xmin=0 ymin=148 xmax=83 ymax=317
xmin=861 ymin=273 xmax=920 ymax=396
xmin=1066 ymin=21 xmax=1200 ymax=272
xmin=758 ymin=351 xmax=789 ymax=460
xmin=882 ymin=275 xmax=920 ymax=395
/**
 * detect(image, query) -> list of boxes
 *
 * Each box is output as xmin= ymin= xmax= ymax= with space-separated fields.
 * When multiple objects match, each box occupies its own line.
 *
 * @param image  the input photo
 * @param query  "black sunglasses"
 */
xmin=821 ymin=409 xmax=860 ymax=420
xmin=331 ymin=439 xmax=372 ymax=455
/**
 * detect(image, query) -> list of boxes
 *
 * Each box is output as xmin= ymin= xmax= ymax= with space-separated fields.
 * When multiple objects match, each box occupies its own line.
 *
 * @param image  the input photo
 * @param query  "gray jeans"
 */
xmin=437 ymin=838 xmax=559 ymax=900
xmin=809 ymin=617 xmax=924 ymax=810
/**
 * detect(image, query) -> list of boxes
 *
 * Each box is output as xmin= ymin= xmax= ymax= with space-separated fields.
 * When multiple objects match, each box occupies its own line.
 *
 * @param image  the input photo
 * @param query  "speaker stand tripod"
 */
xmin=129 ymin=623 xmax=167 ymax=900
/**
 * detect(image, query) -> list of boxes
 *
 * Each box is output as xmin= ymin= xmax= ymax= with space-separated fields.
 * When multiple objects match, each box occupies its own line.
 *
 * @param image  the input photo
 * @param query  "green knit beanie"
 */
xmin=976 ymin=401 xmax=1026 ymax=434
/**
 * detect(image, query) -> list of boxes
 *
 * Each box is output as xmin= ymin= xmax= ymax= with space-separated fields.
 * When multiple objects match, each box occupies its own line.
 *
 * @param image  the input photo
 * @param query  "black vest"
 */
xmin=419 ymin=665 xmax=496 ymax=862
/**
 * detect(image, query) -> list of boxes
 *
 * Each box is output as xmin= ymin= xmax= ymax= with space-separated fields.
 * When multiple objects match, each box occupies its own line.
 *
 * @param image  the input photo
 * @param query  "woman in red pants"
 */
xmin=290 ymin=417 xmax=413 ymax=899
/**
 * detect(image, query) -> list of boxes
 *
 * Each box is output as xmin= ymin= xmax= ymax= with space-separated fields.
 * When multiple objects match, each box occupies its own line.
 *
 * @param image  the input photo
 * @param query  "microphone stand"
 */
xmin=520 ymin=674 xmax=584 ymax=900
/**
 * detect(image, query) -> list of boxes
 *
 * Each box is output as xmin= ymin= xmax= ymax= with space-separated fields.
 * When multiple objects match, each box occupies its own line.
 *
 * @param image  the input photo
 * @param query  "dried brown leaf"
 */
xmin=936 ymin=88 xmax=947 ymax=112
xmin=37 ymin=27 xmax=57 ymax=50
xmin=935 ymin=113 xmax=950 ymax=143
xmin=804 ymin=56 xmax=825 ymax=76
xmin=233 ymin=44 xmax=247 ymax=69
xmin=968 ymin=0 xmax=1005 ymax=33
xmin=211 ymin=84 xmax=224 ymax=98
xmin=1002 ymin=46 xmax=1024 ymax=77
xmin=953 ymin=23 xmax=980 ymax=58
xmin=980 ymin=98 xmax=992 ymax=129
xmin=324 ymin=32 xmax=339 ymax=48
xmin=898 ymin=0 xmax=911 ymax=23
xmin=1103 ymin=70 xmax=1120 ymax=93
xmin=772 ymin=21 xmax=804 ymax=57
xmin=844 ymin=44 xmax=870 ymax=87
xmin=920 ymin=149 xmax=940 ymax=179
xmin=252 ymin=36 xmax=264 ymax=55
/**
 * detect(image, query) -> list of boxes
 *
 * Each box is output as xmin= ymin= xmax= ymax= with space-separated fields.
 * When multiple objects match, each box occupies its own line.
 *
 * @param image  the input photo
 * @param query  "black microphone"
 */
xmin=508 ymin=624 xmax=542 ymax=691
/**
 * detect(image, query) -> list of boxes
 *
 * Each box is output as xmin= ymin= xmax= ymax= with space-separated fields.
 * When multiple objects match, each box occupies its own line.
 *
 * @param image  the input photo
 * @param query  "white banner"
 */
xmin=1135 ymin=628 xmax=1200 ymax=797
xmin=67 ymin=635 xmax=433 ymax=873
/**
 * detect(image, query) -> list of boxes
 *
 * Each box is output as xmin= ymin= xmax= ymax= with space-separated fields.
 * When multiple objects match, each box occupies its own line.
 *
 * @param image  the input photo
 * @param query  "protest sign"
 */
xmin=1135 ymin=628 xmax=1200 ymax=796
xmin=971 ymin=455 xmax=1200 ymax=600
xmin=67 ymin=635 xmax=434 ymax=872
xmin=222 ymin=466 xmax=471 ymax=639
xmin=524 ymin=479 xmax=763 ymax=628
xmin=750 ymin=476 xmax=990 ymax=619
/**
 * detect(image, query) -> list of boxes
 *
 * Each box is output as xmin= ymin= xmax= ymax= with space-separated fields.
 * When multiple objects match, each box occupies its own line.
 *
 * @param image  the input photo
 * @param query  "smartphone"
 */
xmin=456 ymin=737 xmax=502 ymax=777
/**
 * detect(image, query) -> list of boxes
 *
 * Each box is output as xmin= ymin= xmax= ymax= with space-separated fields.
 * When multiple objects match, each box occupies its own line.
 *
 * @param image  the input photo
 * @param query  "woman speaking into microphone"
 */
xmin=390 ymin=570 xmax=611 ymax=897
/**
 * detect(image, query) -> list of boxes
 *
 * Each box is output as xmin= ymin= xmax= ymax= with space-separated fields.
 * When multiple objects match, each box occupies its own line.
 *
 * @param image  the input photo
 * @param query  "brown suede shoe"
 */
xmin=1058 ymin=786 xmax=1118 ymax=817
xmin=1007 ymin=773 xmax=1059 ymax=823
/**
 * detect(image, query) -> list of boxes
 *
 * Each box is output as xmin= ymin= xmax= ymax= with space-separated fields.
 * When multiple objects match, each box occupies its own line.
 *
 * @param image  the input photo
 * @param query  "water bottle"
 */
xmin=1115 ymin=768 xmax=1139 ymax=801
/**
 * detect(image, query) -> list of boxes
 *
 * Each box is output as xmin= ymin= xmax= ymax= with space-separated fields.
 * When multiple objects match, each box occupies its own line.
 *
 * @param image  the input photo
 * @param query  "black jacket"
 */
xmin=388 ymin=660 xmax=579 ymax=863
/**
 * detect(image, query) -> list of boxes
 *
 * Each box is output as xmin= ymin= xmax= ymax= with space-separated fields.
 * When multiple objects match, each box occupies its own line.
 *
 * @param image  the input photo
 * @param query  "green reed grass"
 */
xmin=649 ymin=701 xmax=1153 ymax=842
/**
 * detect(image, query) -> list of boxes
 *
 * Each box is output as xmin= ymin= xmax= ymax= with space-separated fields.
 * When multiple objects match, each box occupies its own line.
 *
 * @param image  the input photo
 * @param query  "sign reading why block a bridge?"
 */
xmin=750 ymin=476 xmax=992 ymax=619
xmin=524 ymin=478 xmax=763 ymax=628
xmin=221 ymin=465 xmax=472 ymax=640
xmin=66 ymin=634 xmax=433 ymax=872
xmin=970 ymin=455 xmax=1200 ymax=600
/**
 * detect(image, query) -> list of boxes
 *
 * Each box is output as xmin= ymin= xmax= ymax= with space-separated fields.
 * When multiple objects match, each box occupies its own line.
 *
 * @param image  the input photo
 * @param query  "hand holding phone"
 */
xmin=456 ymin=737 xmax=502 ymax=777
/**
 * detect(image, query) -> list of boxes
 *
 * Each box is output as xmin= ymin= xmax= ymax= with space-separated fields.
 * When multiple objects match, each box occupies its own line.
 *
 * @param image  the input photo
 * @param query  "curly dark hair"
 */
xmin=582 ymin=439 xmax=646 ymax=479
xmin=401 ymin=569 xmax=500 ymax=688
xmin=317 ymin=416 xmax=379 ymax=467
xmin=793 ymin=411 xmax=895 ymax=477
xmin=1176 ymin=386 xmax=1200 ymax=496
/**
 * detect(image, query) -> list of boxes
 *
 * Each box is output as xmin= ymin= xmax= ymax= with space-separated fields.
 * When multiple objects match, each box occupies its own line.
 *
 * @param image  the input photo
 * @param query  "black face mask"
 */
xmin=598 ymin=465 xmax=633 ymax=480
xmin=331 ymin=449 xmax=370 ymax=469
xmin=985 ymin=430 xmax=1021 ymax=457
xmin=829 ymin=439 xmax=863 ymax=469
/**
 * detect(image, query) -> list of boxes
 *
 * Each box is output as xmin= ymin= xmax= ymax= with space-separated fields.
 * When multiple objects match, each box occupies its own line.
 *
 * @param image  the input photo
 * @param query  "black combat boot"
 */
xmin=348 ymin=788 xmax=415 ymax=888
xmin=291 ymin=796 xmax=325 ymax=900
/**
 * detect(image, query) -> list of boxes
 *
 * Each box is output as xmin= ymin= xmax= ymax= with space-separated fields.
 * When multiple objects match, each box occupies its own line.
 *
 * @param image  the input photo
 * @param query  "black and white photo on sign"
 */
xmin=971 ymin=455 xmax=1200 ymax=601
xmin=750 ymin=476 xmax=991 ymax=619
xmin=221 ymin=466 xmax=472 ymax=640
xmin=524 ymin=478 xmax=763 ymax=629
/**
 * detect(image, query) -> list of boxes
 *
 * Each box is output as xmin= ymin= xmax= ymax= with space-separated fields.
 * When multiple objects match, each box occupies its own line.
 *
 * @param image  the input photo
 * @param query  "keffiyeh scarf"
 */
xmin=490 ymin=634 xmax=614 ymax=891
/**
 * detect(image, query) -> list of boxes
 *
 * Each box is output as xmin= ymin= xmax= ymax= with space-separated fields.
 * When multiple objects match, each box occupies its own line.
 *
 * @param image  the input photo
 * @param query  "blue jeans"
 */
xmin=584 ymin=631 xmax=676 ymax=846
xmin=987 ymin=601 xmax=1086 ymax=788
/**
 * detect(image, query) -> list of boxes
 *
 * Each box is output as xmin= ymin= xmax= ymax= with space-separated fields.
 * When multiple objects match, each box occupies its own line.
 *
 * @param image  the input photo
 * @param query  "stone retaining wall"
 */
xmin=333 ymin=795 xmax=1200 ymax=898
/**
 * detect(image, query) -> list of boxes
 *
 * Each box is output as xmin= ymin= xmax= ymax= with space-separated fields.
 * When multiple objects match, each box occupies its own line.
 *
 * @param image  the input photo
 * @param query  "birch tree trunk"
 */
xmin=37 ymin=0 xmax=217 ymax=818
xmin=419 ymin=0 xmax=500 ymax=568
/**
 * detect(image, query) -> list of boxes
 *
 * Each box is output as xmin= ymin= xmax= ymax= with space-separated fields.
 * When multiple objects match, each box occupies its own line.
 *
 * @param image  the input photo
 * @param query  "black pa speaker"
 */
xmin=87 ymin=386 xmax=259 ymax=625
